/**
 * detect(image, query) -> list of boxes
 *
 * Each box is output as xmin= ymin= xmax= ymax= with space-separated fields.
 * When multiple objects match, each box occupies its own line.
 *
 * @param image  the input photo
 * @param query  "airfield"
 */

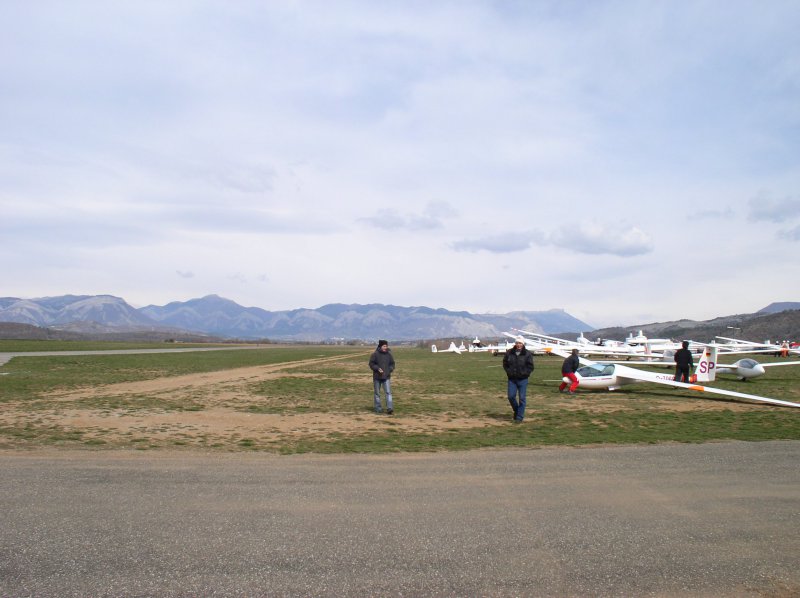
xmin=2 ymin=343 xmax=799 ymax=451
xmin=1 ymin=343 xmax=799 ymax=595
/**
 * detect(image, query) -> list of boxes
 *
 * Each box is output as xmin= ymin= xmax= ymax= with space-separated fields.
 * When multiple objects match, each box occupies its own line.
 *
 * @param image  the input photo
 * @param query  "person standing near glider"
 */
xmin=674 ymin=341 xmax=694 ymax=383
xmin=503 ymin=336 xmax=535 ymax=422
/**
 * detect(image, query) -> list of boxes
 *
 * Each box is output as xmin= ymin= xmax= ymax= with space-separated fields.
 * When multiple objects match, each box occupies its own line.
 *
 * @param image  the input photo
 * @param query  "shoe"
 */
xmin=387 ymin=408 xmax=394 ymax=415
xmin=513 ymin=417 xmax=523 ymax=423
xmin=568 ymin=391 xmax=576 ymax=395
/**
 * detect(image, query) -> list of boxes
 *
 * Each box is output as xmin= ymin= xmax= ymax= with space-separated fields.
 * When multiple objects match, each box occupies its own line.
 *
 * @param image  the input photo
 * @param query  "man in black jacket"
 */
xmin=503 ymin=336 xmax=535 ymax=422
xmin=369 ymin=339 xmax=396 ymax=414
xmin=674 ymin=341 xmax=694 ymax=383
xmin=559 ymin=348 xmax=581 ymax=394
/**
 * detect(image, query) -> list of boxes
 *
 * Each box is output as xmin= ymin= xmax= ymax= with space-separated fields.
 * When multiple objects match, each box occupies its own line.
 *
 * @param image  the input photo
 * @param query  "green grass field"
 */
xmin=1 ymin=341 xmax=799 ymax=453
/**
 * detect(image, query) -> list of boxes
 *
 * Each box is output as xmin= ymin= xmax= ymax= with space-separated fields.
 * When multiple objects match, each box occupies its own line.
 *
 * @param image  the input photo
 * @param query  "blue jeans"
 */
xmin=508 ymin=378 xmax=528 ymax=420
xmin=374 ymin=378 xmax=392 ymax=413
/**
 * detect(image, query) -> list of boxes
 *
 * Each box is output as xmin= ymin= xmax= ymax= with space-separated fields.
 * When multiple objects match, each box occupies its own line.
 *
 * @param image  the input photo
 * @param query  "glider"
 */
xmin=506 ymin=330 xmax=690 ymax=360
xmin=549 ymin=345 xmax=800 ymax=409
xmin=711 ymin=355 xmax=800 ymax=381
xmin=715 ymin=336 xmax=799 ymax=356
xmin=431 ymin=342 xmax=462 ymax=354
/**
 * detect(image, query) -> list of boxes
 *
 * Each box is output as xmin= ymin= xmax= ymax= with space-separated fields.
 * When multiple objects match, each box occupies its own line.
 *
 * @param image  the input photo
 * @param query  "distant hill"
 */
xmin=585 ymin=309 xmax=800 ymax=344
xmin=0 ymin=294 xmax=593 ymax=342
xmin=0 ymin=322 xmax=221 ymax=343
xmin=0 ymin=322 xmax=84 ymax=341
xmin=758 ymin=302 xmax=800 ymax=314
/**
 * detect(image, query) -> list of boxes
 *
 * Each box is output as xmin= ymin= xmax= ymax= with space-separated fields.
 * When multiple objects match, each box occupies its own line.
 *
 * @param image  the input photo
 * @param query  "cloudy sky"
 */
xmin=2 ymin=1 xmax=799 ymax=328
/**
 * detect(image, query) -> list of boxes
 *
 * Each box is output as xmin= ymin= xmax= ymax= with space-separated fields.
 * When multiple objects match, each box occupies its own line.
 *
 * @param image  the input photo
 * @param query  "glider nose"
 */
xmin=740 ymin=363 xmax=766 ymax=379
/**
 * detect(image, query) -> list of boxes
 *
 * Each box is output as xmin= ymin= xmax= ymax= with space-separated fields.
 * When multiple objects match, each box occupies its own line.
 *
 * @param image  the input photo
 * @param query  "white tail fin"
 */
xmin=694 ymin=345 xmax=718 ymax=382
xmin=431 ymin=344 xmax=438 ymax=353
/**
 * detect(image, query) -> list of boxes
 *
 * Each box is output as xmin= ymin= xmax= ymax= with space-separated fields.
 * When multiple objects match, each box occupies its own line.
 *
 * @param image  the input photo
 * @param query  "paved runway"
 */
xmin=2 ymin=441 xmax=798 ymax=597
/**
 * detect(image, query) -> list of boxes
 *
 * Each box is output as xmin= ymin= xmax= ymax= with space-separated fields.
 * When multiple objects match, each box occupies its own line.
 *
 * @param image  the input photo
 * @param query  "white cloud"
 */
xmin=539 ymin=223 xmax=654 ymax=257
xmin=2 ymin=1 xmax=799 ymax=325
xmin=778 ymin=225 xmax=800 ymax=242
xmin=748 ymin=194 xmax=800 ymax=223
xmin=451 ymin=234 xmax=533 ymax=254
xmin=695 ymin=207 xmax=735 ymax=220
xmin=451 ymin=222 xmax=653 ymax=258
xmin=359 ymin=201 xmax=454 ymax=231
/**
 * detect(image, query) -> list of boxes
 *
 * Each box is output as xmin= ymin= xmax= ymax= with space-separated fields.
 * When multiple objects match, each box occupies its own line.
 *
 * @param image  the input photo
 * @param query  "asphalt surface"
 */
xmin=1 ymin=441 xmax=798 ymax=597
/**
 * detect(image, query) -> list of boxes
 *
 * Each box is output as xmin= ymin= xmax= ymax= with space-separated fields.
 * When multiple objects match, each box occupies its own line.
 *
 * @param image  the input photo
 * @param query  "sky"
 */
xmin=2 ymin=1 xmax=799 ymax=329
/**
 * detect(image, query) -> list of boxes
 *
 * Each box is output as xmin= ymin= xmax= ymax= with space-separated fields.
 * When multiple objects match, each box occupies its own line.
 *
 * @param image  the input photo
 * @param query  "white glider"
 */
xmin=549 ymin=345 xmax=800 ymax=409
xmin=431 ymin=342 xmax=462 ymax=354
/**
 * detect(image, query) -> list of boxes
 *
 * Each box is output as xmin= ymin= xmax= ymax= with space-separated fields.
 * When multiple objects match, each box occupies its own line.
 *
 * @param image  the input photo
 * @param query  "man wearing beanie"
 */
xmin=369 ymin=339 xmax=396 ymax=414
xmin=502 ymin=336 xmax=535 ymax=422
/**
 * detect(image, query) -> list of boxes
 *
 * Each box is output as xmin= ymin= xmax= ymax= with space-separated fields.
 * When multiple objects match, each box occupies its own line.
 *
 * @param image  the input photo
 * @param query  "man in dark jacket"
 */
xmin=559 ymin=348 xmax=581 ymax=394
xmin=369 ymin=339 xmax=396 ymax=414
xmin=503 ymin=336 xmax=535 ymax=422
xmin=674 ymin=341 xmax=694 ymax=383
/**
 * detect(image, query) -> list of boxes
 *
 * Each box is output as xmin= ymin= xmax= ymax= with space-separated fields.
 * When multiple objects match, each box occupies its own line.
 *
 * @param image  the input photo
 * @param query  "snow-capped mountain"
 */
xmin=0 ymin=294 xmax=593 ymax=340
xmin=140 ymin=295 xmax=593 ymax=340
xmin=0 ymin=295 xmax=155 ymax=329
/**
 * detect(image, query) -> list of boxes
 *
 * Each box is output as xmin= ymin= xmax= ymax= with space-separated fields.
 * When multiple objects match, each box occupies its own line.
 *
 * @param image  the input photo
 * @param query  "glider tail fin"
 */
xmin=694 ymin=345 xmax=718 ymax=382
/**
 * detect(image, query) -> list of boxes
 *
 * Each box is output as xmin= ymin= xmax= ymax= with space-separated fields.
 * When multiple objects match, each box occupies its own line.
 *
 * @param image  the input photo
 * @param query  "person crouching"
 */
xmin=559 ymin=349 xmax=580 ymax=394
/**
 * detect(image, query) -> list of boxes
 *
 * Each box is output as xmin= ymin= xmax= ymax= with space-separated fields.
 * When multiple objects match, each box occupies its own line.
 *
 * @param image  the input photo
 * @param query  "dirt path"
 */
xmin=1 ymin=353 xmax=504 ymax=449
xmin=48 ymin=353 xmax=358 ymax=400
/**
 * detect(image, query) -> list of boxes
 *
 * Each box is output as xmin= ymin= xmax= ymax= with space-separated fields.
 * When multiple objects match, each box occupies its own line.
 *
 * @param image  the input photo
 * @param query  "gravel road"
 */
xmin=1 ymin=441 xmax=798 ymax=597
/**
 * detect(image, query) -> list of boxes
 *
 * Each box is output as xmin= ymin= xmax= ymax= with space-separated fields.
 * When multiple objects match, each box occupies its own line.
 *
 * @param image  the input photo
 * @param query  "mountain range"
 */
xmin=0 ymin=294 xmax=593 ymax=342
xmin=2 ymin=294 xmax=798 ymax=343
